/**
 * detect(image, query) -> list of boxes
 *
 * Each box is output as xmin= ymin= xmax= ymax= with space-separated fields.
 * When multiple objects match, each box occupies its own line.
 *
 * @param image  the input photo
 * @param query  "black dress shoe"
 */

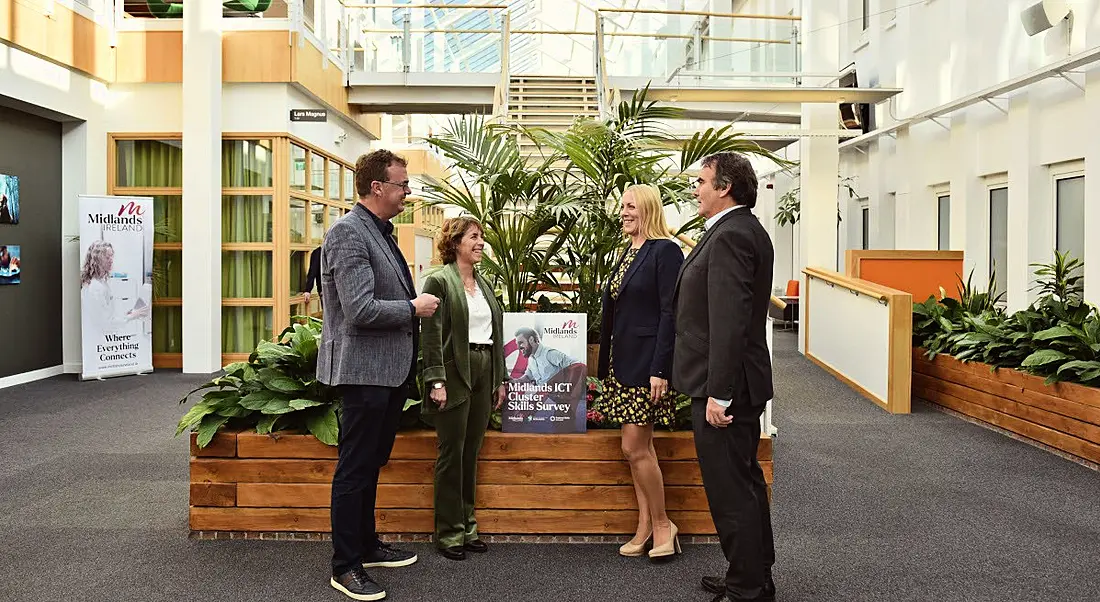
xmin=464 ymin=539 xmax=489 ymax=553
xmin=330 ymin=567 xmax=386 ymax=601
xmin=361 ymin=541 xmax=418 ymax=568
xmin=702 ymin=575 xmax=725 ymax=594
xmin=701 ymin=575 xmax=775 ymax=601
xmin=439 ymin=546 xmax=467 ymax=561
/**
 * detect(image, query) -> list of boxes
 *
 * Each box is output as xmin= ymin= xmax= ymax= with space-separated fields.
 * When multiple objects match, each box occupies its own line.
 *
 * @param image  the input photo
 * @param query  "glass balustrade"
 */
xmin=601 ymin=11 xmax=800 ymax=87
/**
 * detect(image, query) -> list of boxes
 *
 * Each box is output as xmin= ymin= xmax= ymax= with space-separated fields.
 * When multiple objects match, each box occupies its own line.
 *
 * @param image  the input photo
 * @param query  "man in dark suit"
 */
xmin=318 ymin=149 xmax=440 ymax=601
xmin=672 ymin=152 xmax=776 ymax=602
xmin=303 ymin=247 xmax=322 ymax=307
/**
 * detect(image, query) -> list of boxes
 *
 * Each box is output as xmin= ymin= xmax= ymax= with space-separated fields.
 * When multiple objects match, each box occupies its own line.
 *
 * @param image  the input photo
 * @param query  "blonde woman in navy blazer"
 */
xmin=597 ymin=184 xmax=685 ymax=561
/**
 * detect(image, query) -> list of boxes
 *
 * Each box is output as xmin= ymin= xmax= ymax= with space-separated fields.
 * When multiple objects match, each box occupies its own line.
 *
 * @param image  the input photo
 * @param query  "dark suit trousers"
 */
xmin=331 ymin=384 xmax=406 ymax=576
xmin=692 ymin=400 xmax=775 ymax=601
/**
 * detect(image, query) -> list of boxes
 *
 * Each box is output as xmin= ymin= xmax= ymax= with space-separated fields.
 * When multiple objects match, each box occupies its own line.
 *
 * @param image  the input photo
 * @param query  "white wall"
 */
xmin=840 ymin=0 xmax=1100 ymax=310
xmin=0 ymin=44 xmax=109 ymax=375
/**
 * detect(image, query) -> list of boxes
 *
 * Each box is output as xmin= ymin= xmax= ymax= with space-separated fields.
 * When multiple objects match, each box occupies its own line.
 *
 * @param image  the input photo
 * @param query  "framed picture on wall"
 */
xmin=0 ymin=174 xmax=18 ymax=225
xmin=0 ymin=245 xmax=20 ymax=285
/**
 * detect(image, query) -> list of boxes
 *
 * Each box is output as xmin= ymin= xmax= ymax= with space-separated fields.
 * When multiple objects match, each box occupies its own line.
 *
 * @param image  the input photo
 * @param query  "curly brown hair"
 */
xmin=354 ymin=149 xmax=408 ymax=198
xmin=436 ymin=216 xmax=483 ymax=265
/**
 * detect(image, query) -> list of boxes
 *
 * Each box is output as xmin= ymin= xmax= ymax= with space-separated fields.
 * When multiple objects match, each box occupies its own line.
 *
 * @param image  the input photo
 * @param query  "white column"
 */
xmin=1084 ymin=69 xmax=1100 ymax=305
xmin=798 ymin=0 xmax=840 ymax=353
xmin=182 ymin=0 xmax=223 ymax=374
xmin=949 ymin=113 xmax=983 ymax=279
xmin=1006 ymin=95 xmax=1048 ymax=312
xmin=870 ymin=138 xmax=896 ymax=250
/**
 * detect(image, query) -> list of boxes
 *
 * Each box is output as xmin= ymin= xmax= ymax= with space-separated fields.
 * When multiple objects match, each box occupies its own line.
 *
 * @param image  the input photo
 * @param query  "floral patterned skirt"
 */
xmin=599 ymin=353 xmax=675 ymax=428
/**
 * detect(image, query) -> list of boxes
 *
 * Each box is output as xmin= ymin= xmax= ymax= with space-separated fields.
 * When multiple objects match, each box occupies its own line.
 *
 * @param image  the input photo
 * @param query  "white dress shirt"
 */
xmin=703 ymin=204 xmax=746 ymax=408
xmin=466 ymin=287 xmax=494 ymax=345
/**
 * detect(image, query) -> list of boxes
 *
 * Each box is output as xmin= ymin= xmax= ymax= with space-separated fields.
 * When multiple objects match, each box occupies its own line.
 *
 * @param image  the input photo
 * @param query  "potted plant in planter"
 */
xmin=176 ymin=316 xmax=424 ymax=448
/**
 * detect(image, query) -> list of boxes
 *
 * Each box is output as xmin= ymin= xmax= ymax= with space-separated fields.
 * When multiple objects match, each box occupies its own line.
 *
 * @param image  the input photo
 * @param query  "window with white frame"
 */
xmin=937 ymin=193 xmax=951 ymax=250
xmin=989 ymin=186 xmax=1008 ymax=297
xmin=1056 ymin=174 xmax=1085 ymax=266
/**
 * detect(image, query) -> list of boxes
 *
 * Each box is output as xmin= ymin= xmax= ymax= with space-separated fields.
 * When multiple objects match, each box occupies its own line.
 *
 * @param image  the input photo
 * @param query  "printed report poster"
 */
xmin=502 ymin=313 xmax=588 ymax=433
xmin=79 ymin=195 xmax=154 ymax=380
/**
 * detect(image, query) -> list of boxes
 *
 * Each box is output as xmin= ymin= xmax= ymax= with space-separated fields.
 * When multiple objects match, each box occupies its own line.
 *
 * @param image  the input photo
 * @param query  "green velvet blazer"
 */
xmin=419 ymin=263 xmax=506 ymax=415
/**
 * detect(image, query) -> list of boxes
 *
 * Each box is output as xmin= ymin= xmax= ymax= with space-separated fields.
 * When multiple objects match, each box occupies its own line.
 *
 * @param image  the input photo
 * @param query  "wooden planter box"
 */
xmin=912 ymin=348 xmax=1100 ymax=464
xmin=189 ymin=429 xmax=774 ymax=536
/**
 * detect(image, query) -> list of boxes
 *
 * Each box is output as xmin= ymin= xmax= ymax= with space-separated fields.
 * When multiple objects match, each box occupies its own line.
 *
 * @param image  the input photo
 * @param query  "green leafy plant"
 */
xmin=176 ymin=316 xmax=341 ymax=447
xmin=426 ymin=85 xmax=791 ymax=342
xmin=913 ymin=252 xmax=1100 ymax=386
xmin=177 ymin=316 xmax=428 ymax=447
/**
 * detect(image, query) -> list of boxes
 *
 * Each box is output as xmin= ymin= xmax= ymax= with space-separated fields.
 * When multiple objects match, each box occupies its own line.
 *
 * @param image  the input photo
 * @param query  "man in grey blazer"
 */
xmin=318 ymin=149 xmax=440 ymax=601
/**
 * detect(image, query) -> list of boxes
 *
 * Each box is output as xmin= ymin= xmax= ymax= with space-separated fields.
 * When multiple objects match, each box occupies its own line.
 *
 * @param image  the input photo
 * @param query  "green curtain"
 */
xmin=311 ymin=154 xmax=325 ymax=195
xmin=117 ymin=140 xmax=182 ymax=187
xmin=291 ymin=145 xmax=306 ymax=191
xmin=222 ymin=195 xmax=272 ymax=243
xmin=311 ymin=203 xmax=325 ymax=243
xmin=153 ymin=195 xmax=182 ymax=243
xmin=153 ymin=250 xmax=183 ymax=297
xmin=152 ymin=306 xmax=183 ymax=353
xmin=222 ymin=307 xmax=272 ymax=353
xmin=222 ymin=251 xmax=272 ymax=298
xmin=328 ymin=165 xmax=340 ymax=200
xmin=222 ymin=140 xmax=273 ymax=188
xmin=290 ymin=199 xmax=306 ymax=244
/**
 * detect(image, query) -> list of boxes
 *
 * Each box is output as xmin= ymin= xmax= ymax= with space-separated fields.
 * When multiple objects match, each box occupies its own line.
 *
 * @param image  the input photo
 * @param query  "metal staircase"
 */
xmin=505 ymin=75 xmax=600 ymax=163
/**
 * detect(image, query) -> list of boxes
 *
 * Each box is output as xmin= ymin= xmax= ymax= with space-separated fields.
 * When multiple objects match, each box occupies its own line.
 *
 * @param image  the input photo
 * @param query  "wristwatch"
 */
xmin=432 ymin=381 xmax=444 ymax=390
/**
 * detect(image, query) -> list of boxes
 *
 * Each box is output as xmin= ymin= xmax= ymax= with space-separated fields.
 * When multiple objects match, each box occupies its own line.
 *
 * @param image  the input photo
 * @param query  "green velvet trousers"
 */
xmin=432 ymin=347 xmax=493 ymax=549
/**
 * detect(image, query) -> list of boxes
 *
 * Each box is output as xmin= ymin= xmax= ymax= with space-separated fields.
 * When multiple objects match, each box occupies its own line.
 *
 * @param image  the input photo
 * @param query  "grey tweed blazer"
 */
xmin=316 ymin=206 xmax=417 ymax=387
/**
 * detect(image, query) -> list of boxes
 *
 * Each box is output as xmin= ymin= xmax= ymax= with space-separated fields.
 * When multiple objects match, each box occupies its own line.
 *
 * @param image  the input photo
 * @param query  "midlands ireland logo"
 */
xmin=543 ymin=319 xmax=580 ymax=338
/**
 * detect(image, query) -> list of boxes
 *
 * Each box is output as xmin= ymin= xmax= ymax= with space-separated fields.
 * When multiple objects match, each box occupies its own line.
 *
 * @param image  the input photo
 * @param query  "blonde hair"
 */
xmin=81 ymin=240 xmax=114 ymax=287
xmin=436 ymin=216 xmax=483 ymax=264
xmin=622 ymin=184 xmax=672 ymax=240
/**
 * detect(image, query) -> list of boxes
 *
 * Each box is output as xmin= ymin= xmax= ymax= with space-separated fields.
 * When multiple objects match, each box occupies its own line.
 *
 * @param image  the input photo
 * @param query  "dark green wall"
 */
xmin=0 ymin=106 xmax=63 ymax=378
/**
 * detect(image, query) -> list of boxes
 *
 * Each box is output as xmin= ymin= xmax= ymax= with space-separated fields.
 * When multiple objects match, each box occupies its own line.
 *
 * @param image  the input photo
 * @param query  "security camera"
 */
xmin=335 ymin=130 xmax=348 ymax=145
xmin=1021 ymin=0 xmax=1071 ymax=36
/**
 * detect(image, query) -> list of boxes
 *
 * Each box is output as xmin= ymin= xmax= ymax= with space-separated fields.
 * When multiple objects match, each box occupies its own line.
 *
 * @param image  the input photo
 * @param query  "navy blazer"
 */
xmin=597 ymin=238 xmax=684 ymax=387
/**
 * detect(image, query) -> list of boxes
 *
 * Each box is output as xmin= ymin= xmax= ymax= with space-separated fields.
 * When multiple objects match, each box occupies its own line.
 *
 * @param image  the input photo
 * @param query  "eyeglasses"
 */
xmin=378 ymin=180 xmax=412 ymax=191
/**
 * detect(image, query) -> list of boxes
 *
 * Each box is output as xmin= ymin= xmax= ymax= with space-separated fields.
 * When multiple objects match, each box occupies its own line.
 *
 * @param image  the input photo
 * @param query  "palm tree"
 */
xmin=424 ymin=86 xmax=793 ymax=340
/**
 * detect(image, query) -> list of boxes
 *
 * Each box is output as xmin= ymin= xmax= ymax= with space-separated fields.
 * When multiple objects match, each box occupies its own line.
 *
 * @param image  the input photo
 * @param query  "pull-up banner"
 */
xmin=79 ymin=195 xmax=154 ymax=380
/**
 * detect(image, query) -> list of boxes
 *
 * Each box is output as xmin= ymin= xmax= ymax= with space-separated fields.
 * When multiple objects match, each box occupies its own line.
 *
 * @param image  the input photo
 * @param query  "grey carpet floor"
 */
xmin=1 ymin=331 xmax=1097 ymax=602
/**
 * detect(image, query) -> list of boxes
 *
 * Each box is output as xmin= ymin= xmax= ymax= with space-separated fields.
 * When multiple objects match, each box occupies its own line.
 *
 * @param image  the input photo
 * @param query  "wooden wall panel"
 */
xmin=0 ymin=0 xmax=113 ymax=81
xmin=223 ymin=31 xmax=293 ymax=82
xmin=115 ymin=31 xmax=184 ymax=83
xmin=290 ymin=32 xmax=350 ymax=117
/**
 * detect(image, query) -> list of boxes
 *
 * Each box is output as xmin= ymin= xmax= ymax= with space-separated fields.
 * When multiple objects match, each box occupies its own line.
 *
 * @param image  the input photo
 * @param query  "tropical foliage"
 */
xmin=423 ymin=85 xmax=791 ymax=342
xmin=177 ymin=316 xmax=424 ymax=448
xmin=913 ymin=252 xmax=1100 ymax=386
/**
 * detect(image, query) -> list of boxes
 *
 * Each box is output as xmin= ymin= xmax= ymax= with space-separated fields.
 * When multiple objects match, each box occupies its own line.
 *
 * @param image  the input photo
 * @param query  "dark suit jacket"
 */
xmin=304 ymin=248 xmax=322 ymax=295
xmin=419 ymin=263 xmax=506 ymax=415
xmin=597 ymin=239 xmax=683 ymax=387
xmin=672 ymin=208 xmax=774 ymax=408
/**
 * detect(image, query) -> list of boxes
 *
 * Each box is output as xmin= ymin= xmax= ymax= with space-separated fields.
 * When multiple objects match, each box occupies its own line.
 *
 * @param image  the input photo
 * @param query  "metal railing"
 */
xmin=98 ymin=2 xmax=804 ymax=115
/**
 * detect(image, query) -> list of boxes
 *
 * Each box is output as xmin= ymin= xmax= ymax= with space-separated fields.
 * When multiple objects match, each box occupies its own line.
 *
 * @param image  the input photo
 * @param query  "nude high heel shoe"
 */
xmin=647 ymin=522 xmax=680 ymax=560
xmin=618 ymin=532 xmax=653 ymax=557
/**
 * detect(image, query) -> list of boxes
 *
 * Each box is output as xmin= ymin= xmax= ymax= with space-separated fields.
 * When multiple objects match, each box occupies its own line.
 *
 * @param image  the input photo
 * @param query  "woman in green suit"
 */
xmin=420 ymin=216 xmax=507 ymax=561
